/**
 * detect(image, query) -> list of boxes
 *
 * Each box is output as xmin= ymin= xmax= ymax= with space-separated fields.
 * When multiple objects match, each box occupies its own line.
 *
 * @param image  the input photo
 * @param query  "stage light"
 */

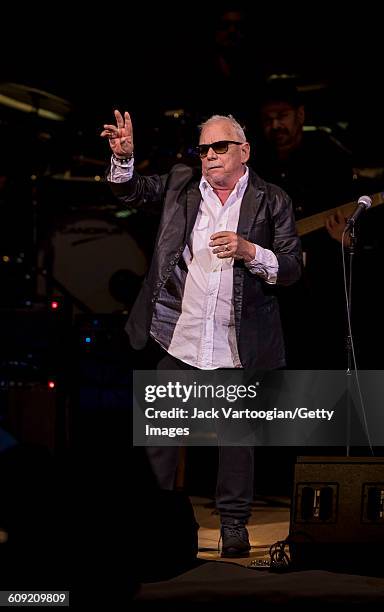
xmin=48 ymin=381 xmax=56 ymax=389
xmin=50 ymin=301 xmax=59 ymax=310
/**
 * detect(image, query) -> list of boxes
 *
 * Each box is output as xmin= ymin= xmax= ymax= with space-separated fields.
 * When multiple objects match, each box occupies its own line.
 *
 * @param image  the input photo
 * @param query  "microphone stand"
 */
xmin=345 ymin=223 xmax=356 ymax=457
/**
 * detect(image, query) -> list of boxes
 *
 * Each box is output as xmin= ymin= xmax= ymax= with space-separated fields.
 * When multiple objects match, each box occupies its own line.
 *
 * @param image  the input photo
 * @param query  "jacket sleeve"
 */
xmin=108 ymin=170 xmax=168 ymax=209
xmin=269 ymin=187 xmax=302 ymax=286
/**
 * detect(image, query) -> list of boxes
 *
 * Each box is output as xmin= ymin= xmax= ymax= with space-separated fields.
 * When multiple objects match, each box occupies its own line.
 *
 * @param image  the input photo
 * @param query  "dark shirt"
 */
xmin=254 ymin=130 xmax=354 ymax=218
xmin=253 ymin=130 xmax=355 ymax=368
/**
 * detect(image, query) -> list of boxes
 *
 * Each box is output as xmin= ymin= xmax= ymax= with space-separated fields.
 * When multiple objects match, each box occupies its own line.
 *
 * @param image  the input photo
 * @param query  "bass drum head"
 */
xmin=44 ymin=214 xmax=148 ymax=313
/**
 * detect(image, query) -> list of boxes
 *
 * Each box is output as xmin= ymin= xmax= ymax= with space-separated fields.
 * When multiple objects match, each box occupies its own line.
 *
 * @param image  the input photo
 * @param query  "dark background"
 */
xmin=2 ymin=5 xmax=383 ymax=168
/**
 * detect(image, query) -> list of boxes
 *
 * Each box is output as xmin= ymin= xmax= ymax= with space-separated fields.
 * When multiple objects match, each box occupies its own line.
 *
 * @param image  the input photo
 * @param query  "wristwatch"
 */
xmin=112 ymin=153 xmax=133 ymax=164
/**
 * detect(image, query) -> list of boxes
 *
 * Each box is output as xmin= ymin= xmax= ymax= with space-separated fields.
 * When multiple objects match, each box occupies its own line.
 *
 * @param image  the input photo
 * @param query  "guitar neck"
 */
xmin=296 ymin=192 xmax=384 ymax=237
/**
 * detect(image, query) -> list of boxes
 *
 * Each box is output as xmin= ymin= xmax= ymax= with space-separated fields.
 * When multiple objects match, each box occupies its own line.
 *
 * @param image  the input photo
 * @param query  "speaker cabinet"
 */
xmin=289 ymin=456 xmax=384 ymax=573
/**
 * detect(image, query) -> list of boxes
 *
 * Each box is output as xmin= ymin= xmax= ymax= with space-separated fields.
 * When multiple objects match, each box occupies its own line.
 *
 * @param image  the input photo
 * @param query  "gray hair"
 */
xmin=199 ymin=114 xmax=246 ymax=142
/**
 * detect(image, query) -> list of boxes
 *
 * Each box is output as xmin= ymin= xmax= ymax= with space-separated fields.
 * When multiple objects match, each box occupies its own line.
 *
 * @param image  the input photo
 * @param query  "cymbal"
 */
xmin=49 ymin=173 xmax=105 ymax=183
xmin=0 ymin=82 xmax=72 ymax=121
xmin=353 ymin=166 xmax=384 ymax=180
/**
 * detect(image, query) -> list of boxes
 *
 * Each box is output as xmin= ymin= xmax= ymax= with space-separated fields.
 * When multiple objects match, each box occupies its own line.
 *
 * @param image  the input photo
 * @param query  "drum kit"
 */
xmin=0 ymin=82 xmax=151 ymax=313
xmin=1 ymin=83 xmax=198 ymax=313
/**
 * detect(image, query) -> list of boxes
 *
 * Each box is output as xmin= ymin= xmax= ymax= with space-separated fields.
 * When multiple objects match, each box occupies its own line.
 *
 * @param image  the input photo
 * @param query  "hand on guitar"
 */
xmin=325 ymin=209 xmax=351 ymax=247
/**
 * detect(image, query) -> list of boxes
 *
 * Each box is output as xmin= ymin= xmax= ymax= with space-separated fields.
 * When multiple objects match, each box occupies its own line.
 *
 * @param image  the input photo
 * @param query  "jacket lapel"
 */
xmin=185 ymin=182 xmax=202 ymax=242
xmin=237 ymin=172 xmax=265 ymax=240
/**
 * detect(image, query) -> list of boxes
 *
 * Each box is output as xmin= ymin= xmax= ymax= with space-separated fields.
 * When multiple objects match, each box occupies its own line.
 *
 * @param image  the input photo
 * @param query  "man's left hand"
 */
xmin=209 ymin=231 xmax=256 ymax=261
xmin=325 ymin=209 xmax=351 ymax=246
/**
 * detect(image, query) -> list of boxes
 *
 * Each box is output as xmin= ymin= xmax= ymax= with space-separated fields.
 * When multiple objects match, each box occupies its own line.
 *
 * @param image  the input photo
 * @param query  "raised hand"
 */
xmin=100 ymin=110 xmax=134 ymax=159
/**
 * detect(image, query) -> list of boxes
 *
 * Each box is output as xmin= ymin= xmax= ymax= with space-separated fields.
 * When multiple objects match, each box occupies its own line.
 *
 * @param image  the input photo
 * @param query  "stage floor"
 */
xmin=134 ymin=497 xmax=384 ymax=608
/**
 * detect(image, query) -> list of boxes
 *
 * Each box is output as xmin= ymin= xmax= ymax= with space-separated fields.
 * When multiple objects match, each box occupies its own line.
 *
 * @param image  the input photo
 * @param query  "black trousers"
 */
xmin=145 ymin=351 xmax=254 ymax=523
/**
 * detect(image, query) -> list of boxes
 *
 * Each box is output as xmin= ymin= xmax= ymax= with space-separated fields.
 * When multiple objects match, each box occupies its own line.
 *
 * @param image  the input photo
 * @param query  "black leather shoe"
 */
xmin=220 ymin=520 xmax=250 ymax=558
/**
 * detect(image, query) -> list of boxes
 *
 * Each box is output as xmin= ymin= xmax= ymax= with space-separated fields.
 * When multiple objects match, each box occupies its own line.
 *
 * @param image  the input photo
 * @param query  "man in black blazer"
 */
xmin=101 ymin=110 xmax=301 ymax=557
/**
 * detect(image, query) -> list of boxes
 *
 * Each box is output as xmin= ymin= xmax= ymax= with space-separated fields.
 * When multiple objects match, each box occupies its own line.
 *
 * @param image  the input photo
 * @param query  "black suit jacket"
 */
xmin=110 ymin=164 xmax=301 ymax=369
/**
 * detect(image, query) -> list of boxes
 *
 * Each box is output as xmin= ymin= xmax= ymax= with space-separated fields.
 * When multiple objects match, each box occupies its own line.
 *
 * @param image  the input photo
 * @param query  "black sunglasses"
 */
xmin=197 ymin=140 xmax=243 ymax=158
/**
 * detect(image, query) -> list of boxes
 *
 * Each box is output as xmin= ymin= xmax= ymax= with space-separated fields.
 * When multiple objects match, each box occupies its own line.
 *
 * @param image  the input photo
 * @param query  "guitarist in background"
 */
xmin=251 ymin=79 xmax=383 ymax=497
xmin=254 ymin=79 xmax=354 ymax=232
xmin=253 ymin=79 xmax=355 ymax=369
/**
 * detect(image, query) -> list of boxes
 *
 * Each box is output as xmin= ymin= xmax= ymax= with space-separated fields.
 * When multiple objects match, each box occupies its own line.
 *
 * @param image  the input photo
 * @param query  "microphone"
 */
xmin=346 ymin=195 xmax=372 ymax=228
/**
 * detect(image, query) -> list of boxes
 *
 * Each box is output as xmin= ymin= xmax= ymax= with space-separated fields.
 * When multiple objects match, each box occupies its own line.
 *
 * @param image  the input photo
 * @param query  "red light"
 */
xmin=48 ymin=381 xmax=56 ymax=389
xmin=51 ymin=301 xmax=59 ymax=310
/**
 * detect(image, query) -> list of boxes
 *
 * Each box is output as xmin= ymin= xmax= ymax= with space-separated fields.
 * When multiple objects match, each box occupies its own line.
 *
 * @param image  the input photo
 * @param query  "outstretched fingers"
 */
xmin=124 ymin=111 xmax=132 ymax=137
xmin=114 ymin=109 xmax=124 ymax=129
